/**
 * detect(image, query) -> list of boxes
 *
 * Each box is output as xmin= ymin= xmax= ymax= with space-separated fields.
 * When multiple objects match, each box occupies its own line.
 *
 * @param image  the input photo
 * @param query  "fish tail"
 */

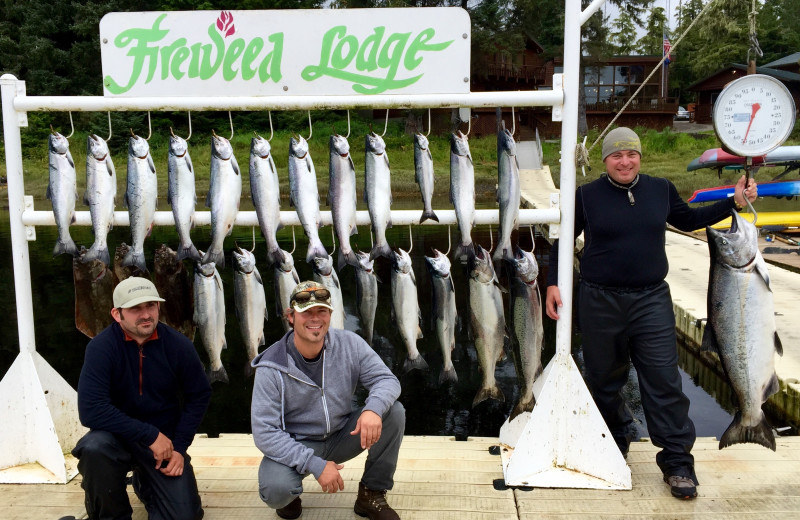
xmin=267 ymin=247 xmax=285 ymax=268
xmin=492 ymin=240 xmax=514 ymax=263
xmin=177 ymin=242 xmax=201 ymax=262
xmin=202 ymin=249 xmax=225 ymax=269
xmin=83 ymin=242 xmax=110 ymax=266
xmin=122 ymin=249 xmax=149 ymax=273
xmin=305 ymin=239 xmax=328 ymax=264
xmin=438 ymin=364 xmax=458 ymax=384
xmin=420 ymin=209 xmax=440 ymax=224
xmin=53 ymin=237 xmax=79 ymax=258
xmin=338 ymin=249 xmax=358 ymax=272
xmin=472 ymin=385 xmax=505 ymax=408
xmin=509 ymin=396 xmax=535 ymax=422
xmin=402 ymin=354 xmax=429 ymax=373
xmin=206 ymin=365 xmax=229 ymax=384
xmin=719 ymin=411 xmax=776 ymax=451
xmin=369 ymin=242 xmax=392 ymax=261
xmin=454 ymin=242 xmax=475 ymax=262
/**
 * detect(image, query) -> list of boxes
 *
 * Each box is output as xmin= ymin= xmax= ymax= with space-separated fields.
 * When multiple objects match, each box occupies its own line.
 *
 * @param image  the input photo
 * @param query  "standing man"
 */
xmin=545 ymin=127 xmax=757 ymax=500
xmin=72 ymin=277 xmax=212 ymax=519
xmin=251 ymin=281 xmax=404 ymax=520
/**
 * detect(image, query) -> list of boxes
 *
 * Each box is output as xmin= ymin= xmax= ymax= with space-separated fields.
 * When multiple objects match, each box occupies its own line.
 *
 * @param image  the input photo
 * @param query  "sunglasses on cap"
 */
xmin=291 ymin=288 xmax=331 ymax=303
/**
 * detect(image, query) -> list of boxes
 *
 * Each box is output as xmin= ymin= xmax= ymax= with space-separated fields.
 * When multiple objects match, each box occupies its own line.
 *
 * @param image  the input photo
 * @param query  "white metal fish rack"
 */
xmin=1 ymin=0 xmax=630 ymax=490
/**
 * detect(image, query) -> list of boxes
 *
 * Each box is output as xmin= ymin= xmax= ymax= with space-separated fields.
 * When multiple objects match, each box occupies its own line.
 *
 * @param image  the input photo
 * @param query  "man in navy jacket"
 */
xmin=72 ymin=277 xmax=211 ymax=520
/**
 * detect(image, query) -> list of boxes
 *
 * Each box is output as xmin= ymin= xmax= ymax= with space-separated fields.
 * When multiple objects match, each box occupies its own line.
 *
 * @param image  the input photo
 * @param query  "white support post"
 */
xmin=0 ymin=74 xmax=86 ymax=484
xmin=499 ymin=0 xmax=631 ymax=489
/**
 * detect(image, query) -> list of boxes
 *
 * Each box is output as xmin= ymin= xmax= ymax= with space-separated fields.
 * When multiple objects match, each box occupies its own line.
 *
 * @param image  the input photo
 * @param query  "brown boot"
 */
xmin=353 ymin=482 xmax=400 ymax=519
xmin=276 ymin=496 xmax=302 ymax=519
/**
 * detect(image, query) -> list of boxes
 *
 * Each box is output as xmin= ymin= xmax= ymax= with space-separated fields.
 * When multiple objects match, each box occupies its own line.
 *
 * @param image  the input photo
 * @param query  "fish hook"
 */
xmin=64 ymin=112 xmax=75 ymax=139
xmin=185 ymin=111 xmax=192 ymax=141
xmin=304 ymin=111 xmax=313 ymax=141
xmin=105 ymin=111 xmax=112 ymax=142
xmin=425 ymin=108 xmax=431 ymax=137
xmin=289 ymin=226 xmax=297 ymax=255
xmin=267 ymin=111 xmax=273 ymax=142
xmin=529 ymin=224 xmax=536 ymax=254
xmin=463 ymin=114 xmax=471 ymax=136
xmin=145 ymin=111 xmax=152 ymax=141
xmin=407 ymin=224 xmax=413 ymax=254
xmin=228 ymin=111 xmax=234 ymax=140
xmin=444 ymin=224 xmax=452 ymax=256
xmin=344 ymin=110 xmax=351 ymax=139
xmin=511 ymin=106 xmax=516 ymax=136
xmin=381 ymin=109 xmax=389 ymax=137
xmin=330 ymin=227 xmax=337 ymax=255
xmin=488 ymin=224 xmax=494 ymax=252
xmin=251 ymin=227 xmax=257 ymax=253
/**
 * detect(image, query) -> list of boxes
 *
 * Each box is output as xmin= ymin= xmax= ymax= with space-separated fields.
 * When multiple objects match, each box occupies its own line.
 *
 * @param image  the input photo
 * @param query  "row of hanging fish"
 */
xmin=47 ymin=119 xmax=523 ymax=273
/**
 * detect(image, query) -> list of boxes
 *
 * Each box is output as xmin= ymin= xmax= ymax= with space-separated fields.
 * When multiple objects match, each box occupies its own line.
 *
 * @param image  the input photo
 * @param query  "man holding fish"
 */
xmin=545 ymin=127 xmax=758 ymax=500
xmin=251 ymin=281 xmax=404 ymax=520
xmin=71 ymin=277 xmax=212 ymax=519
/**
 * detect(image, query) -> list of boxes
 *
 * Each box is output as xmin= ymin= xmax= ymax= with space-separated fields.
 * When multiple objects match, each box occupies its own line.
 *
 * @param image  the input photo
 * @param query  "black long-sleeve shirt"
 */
xmin=76 ymin=322 xmax=212 ymax=454
xmin=547 ymin=174 xmax=737 ymax=288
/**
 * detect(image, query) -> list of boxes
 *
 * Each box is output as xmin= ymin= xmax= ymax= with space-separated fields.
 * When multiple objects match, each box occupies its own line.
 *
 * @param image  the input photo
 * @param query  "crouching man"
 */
xmin=251 ymin=281 xmax=405 ymax=519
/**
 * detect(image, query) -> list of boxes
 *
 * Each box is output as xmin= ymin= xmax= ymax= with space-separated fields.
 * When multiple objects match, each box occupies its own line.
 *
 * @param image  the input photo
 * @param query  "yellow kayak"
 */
xmin=705 ymin=211 xmax=800 ymax=230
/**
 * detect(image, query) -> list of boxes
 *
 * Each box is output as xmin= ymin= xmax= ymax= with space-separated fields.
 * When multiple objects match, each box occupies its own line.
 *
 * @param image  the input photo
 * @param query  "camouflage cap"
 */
xmin=113 ymin=277 xmax=165 ymax=309
xmin=602 ymin=127 xmax=642 ymax=161
xmin=290 ymin=280 xmax=334 ymax=313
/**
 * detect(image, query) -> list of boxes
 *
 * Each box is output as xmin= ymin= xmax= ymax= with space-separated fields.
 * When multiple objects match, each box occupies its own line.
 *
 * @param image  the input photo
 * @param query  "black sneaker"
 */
xmin=276 ymin=496 xmax=302 ymax=519
xmin=663 ymin=475 xmax=697 ymax=499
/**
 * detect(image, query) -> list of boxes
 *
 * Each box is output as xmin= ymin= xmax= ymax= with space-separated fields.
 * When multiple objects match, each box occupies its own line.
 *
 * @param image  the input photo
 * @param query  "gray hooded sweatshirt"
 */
xmin=251 ymin=328 xmax=401 ymax=479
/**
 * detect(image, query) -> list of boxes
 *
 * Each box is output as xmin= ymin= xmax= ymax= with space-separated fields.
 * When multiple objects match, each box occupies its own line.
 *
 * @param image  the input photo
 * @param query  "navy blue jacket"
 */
xmin=77 ymin=322 xmax=211 ymax=454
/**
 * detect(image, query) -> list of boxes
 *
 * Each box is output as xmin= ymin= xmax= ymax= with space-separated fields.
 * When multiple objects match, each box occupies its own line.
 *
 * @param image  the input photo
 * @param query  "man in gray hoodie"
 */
xmin=251 ymin=281 xmax=405 ymax=520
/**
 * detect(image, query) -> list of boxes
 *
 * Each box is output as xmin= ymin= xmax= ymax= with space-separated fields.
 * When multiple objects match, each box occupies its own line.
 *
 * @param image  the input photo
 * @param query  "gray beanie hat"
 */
xmin=602 ymin=127 xmax=642 ymax=161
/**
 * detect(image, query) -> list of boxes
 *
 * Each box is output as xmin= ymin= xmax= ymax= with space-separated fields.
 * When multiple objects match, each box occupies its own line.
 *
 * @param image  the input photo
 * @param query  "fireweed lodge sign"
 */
xmin=99 ymin=8 xmax=471 ymax=97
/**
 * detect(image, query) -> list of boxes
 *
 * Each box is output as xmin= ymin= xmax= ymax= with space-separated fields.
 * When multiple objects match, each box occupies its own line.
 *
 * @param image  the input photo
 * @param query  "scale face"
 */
xmin=712 ymin=74 xmax=796 ymax=157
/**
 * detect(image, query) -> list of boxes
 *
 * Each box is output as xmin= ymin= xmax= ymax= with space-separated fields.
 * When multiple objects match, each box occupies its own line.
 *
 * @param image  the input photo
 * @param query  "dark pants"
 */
xmin=258 ymin=401 xmax=405 ymax=510
xmin=578 ymin=281 xmax=697 ymax=481
xmin=72 ymin=430 xmax=204 ymax=520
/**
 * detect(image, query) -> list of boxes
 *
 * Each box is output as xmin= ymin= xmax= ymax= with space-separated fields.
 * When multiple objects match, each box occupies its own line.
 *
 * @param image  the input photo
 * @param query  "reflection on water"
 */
xmin=0 ymin=202 xmax=736 ymax=439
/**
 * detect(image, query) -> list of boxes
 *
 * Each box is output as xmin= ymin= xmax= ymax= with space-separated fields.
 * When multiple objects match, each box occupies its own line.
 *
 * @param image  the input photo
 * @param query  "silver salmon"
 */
xmin=167 ymin=132 xmax=200 ymax=262
xmin=153 ymin=244 xmax=195 ymax=340
xmin=329 ymin=134 xmax=359 ymax=271
xmin=391 ymin=247 xmax=427 ymax=372
xmin=365 ymin=132 xmax=393 ymax=260
xmin=469 ymin=245 xmax=505 ymax=406
xmin=273 ymin=248 xmax=300 ymax=332
xmin=414 ymin=133 xmax=438 ymax=224
xmin=122 ymin=133 xmax=157 ymax=272
xmin=507 ymin=246 xmax=543 ymax=420
xmin=194 ymin=257 xmax=229 ymax=384
xmin=704 ymin=210 xmax=783 ymax=450
xmin=202 ymin=132 xmax=241 ymax=269
xmin=250 ymin=135 xmax=283 ymax=267
xmin=48 ymin=131 xmax=78 ymax=257
xmin=450 ymin=131 xmax=475 ymax=261
xmin=425 ymin=248 xmax=457 ymax=383
xmin=354 ymin=250 xmax=378 ymax=346
xmin=493 ymin=122 xmax=520 ymax=262
xmin=312 ymin=254 xmax=345 ymax=330
xmin=83 ymin=134 xmax=117 ymax=266
xmin=289 ymin=135 xmax=327 ymax=263
xmin=233 ymin=246 xmax=267 ymax=378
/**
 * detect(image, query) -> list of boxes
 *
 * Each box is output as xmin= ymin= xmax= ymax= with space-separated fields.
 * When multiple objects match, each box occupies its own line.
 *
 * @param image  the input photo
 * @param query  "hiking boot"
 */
xmin=276 ymin=496 xmax=302 ymax=519
xmin=354 ymin=482 xmax=400 ymax=519
xmin=663 ymin=475 xmax=697 ymax=500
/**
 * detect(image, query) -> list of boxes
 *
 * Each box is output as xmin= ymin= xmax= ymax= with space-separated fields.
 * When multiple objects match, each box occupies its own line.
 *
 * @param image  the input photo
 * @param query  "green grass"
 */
xmin=4 ymin=120 xmax=800 ymax=205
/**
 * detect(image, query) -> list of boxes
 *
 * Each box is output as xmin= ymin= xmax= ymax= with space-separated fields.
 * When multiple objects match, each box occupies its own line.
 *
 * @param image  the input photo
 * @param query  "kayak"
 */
xmin=688 ymin=180 xmax=800 ymax=203
xmin=705 ymin=211 xmax=800 ymax=230
xmin=686 ymin=146 xmax=800 ymax=172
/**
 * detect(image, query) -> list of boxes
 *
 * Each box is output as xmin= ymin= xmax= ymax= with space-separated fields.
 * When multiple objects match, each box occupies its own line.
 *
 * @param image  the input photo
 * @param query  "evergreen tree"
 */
xmin=636 ymin=7 xmax=668 ymax=55
xmin=610 ymin=11 xmax=639 ymax=55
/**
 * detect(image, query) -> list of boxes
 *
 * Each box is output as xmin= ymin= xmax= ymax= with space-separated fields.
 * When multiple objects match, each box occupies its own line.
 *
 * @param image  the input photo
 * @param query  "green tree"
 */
xmin=757 ymin=0 xmax=800 ymax=65
xmin=636 ymin=7 xmax=668 ymax=55
xmin=610 ymin=11 xmax=639 ymax=55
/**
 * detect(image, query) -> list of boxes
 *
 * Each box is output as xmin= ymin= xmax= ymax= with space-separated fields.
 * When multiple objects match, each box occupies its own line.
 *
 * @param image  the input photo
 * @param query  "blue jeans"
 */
xmin=258 ymin=401 xmax=405 ymax=510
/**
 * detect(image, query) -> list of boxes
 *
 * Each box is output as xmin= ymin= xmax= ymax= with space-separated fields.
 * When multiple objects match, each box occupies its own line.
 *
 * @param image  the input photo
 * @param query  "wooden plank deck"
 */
xmin=3 ymin=434 xmax=800 ymax=519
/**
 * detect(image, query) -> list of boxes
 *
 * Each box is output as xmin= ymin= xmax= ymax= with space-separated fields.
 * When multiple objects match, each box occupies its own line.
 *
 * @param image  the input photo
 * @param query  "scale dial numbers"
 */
xmin=712 ymin=74 xmax=796 ymax=157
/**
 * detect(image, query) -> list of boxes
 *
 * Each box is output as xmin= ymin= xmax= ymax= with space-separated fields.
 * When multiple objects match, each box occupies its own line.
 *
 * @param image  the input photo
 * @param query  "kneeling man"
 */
xmin=251 ymin=281 xmax=404 ymax=519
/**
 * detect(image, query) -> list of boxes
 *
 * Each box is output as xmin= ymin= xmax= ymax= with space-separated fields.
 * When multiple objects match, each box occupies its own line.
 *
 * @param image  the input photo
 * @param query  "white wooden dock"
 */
xmin=4 ymin=434 xmax=800 ymax=519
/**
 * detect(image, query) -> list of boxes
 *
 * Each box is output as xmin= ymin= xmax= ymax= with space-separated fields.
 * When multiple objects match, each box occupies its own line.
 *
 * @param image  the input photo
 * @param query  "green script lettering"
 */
xmin=257 ymin=33 xmax=283 ymax=83
xmin=405 ymin=28 xmax=451 ymax=70
xmin=241 ymin=38 xmax=264 ymax=80
xmin=223 ymin=38 xmax=246 ymax=81
xmin=104 ymin=14 xmax=169 ymax=94
xmin=160 ymin=38 xmax=188 ymax=80
xmin=356 ymin=27 xmax=384 ymax=72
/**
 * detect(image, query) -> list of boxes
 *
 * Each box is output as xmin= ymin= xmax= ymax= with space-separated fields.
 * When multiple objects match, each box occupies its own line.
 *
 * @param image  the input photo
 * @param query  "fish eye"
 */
xmin=721 ymin=239 xmax=728 ymax=245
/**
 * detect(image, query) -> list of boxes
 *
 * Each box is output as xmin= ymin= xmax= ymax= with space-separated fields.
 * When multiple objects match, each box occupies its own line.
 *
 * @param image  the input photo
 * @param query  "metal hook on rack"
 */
xmin=65 ymin=112 xmax=74 ymax=139
xmin=289 ymin=226 xmax=297 ymax=255
xmin=425 ymin=108 xmax=431 ymax=137
xmin=488 ymin=224 xmax=494 ymax=252
xmin=381 ymin=109 xmax=389 ymax=137
xmin=444 ymin=225 xmax=452 ymax=256
xmin=145 ymin=111 xmax=152 ymax=141
xmin=304 ymin=111 xmax=313 ymax=141
xmin=251 ymin=227 xmax=257 ymax=253
xmin=407 ymin=224 xmax=413 ymax=254
xmin=228 ymin=111 xmax=234 ymax=140
xmin=267 ymin=111 xmax=273 ymax=142
xmin=344 ymin=110 xmax=351 ymax=139
xmin=106 ymin=112 xmax=113 ymax=141
xmin=529 ymin=224 xmax=536 ymax=253
xmin=330 ymin=227 xmax=337 ymax=255
xmin=463 ymin=114 xmax=471 ymax=136
xmin=185 ymin=111 xmax=192 ymax=141
xmin=511 ymin=106 xmax=516 ymax=136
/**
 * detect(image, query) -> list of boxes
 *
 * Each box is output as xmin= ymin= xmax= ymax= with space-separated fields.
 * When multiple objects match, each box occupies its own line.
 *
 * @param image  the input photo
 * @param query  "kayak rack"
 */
xmin=0 ymin=0 xmax=630 ymax=490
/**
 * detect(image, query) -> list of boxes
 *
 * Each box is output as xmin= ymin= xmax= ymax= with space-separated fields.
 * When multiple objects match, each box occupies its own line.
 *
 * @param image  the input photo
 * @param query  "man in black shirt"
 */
xmin=545 ymin=127 xmax=757 ymax=500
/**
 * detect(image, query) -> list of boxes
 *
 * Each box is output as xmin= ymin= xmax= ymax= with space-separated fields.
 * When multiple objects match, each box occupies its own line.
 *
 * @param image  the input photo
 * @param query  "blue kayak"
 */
xmin=688 ymin=180 xmax=800 ymax=203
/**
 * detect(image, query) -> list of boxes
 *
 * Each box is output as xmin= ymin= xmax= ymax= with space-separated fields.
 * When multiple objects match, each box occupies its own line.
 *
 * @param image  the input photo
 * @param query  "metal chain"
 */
xmin=747 ymin=0 xmax=763 ymax=64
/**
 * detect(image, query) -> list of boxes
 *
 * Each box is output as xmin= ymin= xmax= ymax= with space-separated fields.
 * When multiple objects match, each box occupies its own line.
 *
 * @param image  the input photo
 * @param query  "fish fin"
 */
xmin=53 ymin=238 xmax=79 ymax=258
xmin=419 ymin=210 xmax=439 ymax=223
xmin=205 ymin=191 xmax=211 ymax=208
xmin=472 ymin=385 xmax=504 ymax=408
xmin=83 ymin=191 xmax=90 ymax=206
xmin=509 ymin=395 xmax=535 ymax=422
xmin=122 ymin=249 xmax=149 ymax=273
xmin=202 ymin=249 xmax=225 ymax=269
xmin=402 ymin=354 xmax=428 ymax=373
xmin=350 ymin=224 xmax=358 ymax=236
xmin=700 ymin=323 xmax=720 ymax=354
xmin=337 ymin=250 xmax=349 ymax=272
xmin=83 ymin=243 xmax=110 ymax=267
xmin=186 ymin=153 xmax=194 ymax=174
xmin=206 ymin=366 xmax=229 ymax=384
xmin=123 ymin=190 xmax=129 ymax=209
xmin=46 ymin=184 xmax=52 ymax=200
xmin=306 ymin=240 xmax=328 ymax=264
xmin=439 ymin=364 xmax=458 ymax=384
xmin=177 ymin=243 xmax=201 ymax=262
xmin=719 ymin=411 xmax=775 ymax=451
xmin=348 ymin=154 xmax=356 ymax=172
xmin=167 ymin=186 xmax=173 ymax=206
xmin=494 ymin=280 xmax=509 ymax=294
xmin=146 ymin=221 xmax=154 ymax=239
xmin=147 ymin=154 xmax=156 ymax=174
xmin=369 ymin=242 xmax=392 ymax=261
xmin=66 ymin=150 xmax=75 ymax=169
xmin=254 ymin=266 xmax=264 ymax=286
xmin=232 ymin=155 xmax=240 ymax=176
xmin=756 ymin=260 xmax=772 ymax=290
xmin=267 ymin=248 xmax=284 ymax=268
xmin=106 ymin=158 xmax=115 ymax=177
xmin=454 ymin=242 xmax=474 ymax=262
xmin=774 ymin=332 xmax=783 ymax=356
xmin=416 ymin=324 xmax=423 ymax=339
xmin=383 ymin=154 xmax=390 ymax=169
xmin=764 ymin=373 xmax=780 ymax=401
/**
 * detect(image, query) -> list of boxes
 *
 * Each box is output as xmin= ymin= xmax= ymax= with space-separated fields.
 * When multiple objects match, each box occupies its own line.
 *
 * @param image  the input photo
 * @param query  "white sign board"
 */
xmin=99 ymin=8 xmax=471 ymax=97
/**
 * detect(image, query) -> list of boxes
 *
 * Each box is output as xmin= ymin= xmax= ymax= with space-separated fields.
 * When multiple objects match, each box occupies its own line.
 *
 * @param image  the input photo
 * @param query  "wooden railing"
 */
xmin=586 ymin=97 xmax=679 ymax=113
xmin=487 ymin=63 xmax=548 ymax=84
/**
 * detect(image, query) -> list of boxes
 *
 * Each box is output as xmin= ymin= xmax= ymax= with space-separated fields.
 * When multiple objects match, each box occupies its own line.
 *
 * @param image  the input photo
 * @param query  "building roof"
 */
xmin=763 ymin=52 xmax=800 ymax=69
xmin=687 ymin=63 xmax=800 ymax=91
